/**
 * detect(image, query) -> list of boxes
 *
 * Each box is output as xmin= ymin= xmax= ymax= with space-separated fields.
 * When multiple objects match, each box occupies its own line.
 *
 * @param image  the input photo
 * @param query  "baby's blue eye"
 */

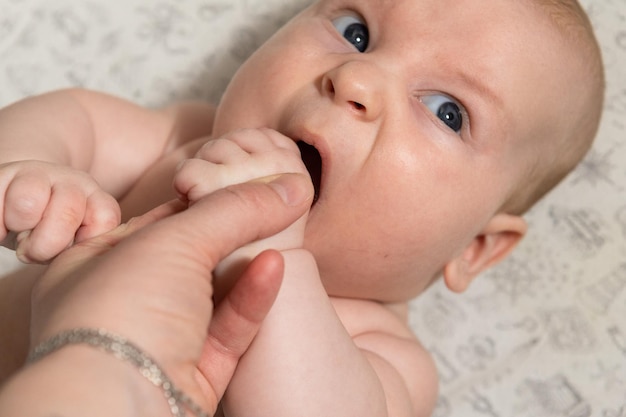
xmin=421 ymin=94 xmax=464 ymax=133
xmin=332 ymin=15 xmax=369 ymax=53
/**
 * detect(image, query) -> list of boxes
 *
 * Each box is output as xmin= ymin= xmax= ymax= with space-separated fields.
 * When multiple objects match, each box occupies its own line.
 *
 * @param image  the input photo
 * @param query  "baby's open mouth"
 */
xmin=297 ymin=141 xmax=322 ymax=205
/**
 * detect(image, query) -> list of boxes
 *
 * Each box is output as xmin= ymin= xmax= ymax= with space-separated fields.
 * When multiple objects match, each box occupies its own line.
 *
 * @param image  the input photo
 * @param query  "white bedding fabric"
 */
xmin=0 ymin=0 xmax=624 ymax=415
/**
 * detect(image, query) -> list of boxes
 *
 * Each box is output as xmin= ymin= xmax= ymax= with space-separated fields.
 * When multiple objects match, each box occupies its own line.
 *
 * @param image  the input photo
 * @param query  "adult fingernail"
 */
xmin=263 ymin=174 xmax=311 ymax=206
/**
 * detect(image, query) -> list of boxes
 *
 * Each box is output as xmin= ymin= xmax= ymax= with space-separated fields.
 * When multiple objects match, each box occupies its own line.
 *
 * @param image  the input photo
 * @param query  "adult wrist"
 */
xmin=0 ymin=344 xmax=169 ymax=417
xmin=27 ymin=328 xmax=212 ymax=417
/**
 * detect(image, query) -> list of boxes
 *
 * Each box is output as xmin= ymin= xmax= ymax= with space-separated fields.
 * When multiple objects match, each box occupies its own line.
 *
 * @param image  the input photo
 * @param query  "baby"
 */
xmin=0 ymin=0 xmax=604 ymax=416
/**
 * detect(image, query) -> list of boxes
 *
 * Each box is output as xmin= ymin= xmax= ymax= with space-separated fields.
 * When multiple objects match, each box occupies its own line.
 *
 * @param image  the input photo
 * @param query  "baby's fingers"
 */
xmin=175 ymin=158 xmax=250 ymax=203
xmin=16 ymin=183 xmax=87 ymax=263
xmin=194 ymin=129 xmax=299 ymax=164
xmin=3 ymin=172 xmax=51 ymax=233
xmin=194 ymin=137 xmax=251 ymax=164
xmin=74 ymin=190 xmax=121 ymax=243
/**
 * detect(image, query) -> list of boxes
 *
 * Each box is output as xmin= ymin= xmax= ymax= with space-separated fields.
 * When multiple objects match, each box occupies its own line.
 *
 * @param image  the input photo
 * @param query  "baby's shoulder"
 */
xmin=331 ymin=297 xmax=439 ymax=416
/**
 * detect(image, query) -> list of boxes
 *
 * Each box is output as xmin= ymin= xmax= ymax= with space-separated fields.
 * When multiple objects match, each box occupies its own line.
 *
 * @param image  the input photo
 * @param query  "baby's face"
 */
xmin=213 ymin=0 xmax=573 ymax=301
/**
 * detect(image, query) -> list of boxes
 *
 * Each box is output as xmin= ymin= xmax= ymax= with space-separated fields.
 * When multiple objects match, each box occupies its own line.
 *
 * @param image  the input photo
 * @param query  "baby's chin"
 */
xmin=315 ymin=267 xmax=421 ymax=304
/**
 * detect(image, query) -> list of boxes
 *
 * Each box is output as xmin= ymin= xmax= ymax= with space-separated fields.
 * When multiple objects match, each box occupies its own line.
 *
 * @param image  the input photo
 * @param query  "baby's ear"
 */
xmin=443 ymin=214 xmax=527 ymax=293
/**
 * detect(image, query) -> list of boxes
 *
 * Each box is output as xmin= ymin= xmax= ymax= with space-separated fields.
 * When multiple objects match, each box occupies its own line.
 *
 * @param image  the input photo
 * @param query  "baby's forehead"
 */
xmin=314 ymin=0 xmax=547 ymax=38
xmin=305 ymin=0 xmax=590 ymax=116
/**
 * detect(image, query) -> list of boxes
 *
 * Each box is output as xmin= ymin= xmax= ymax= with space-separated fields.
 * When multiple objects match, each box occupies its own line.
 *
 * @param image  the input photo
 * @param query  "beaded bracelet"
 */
xmin=27 ymin=328 xmax=210 ymax=417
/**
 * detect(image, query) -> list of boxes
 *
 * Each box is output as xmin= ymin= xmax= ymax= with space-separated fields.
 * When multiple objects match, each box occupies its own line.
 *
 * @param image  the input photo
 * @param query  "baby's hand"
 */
xmin=174 ymin=128 xmax=307 ymax=203
xmin=0 ymin=161 xmax=121 ymax=263
xmin=173 ymin=128 xmax=311 ymax=296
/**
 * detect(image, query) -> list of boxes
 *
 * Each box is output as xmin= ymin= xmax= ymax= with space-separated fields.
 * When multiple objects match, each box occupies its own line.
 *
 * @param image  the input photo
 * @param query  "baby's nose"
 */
xmin=322 ymin=61 xmax=384 ymax=121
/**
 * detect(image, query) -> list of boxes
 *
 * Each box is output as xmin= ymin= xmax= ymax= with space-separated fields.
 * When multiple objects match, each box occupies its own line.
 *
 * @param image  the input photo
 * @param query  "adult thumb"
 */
xmin=132 ymin=173 xmax=314 ymax=271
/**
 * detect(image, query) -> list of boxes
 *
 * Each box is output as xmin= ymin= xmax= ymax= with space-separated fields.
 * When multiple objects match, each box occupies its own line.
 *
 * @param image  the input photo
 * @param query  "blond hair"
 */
xmin=505 ymin=0 xmax=605 ymax=215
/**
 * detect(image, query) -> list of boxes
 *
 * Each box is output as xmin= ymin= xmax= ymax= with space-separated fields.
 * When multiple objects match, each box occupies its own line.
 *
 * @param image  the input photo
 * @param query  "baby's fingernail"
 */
xmin=16 ymin=250 xmax=31 ymax=264
xmin=258 ymin=174 xmax=311 ymax=206
xmin=16 ymin=230 xmax=30 ymax=244
xmin=15 ymin=234 xmax=32 ymax=263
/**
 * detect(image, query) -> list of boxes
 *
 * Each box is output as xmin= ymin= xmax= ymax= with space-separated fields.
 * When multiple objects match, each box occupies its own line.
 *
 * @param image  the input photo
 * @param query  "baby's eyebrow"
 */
xmin=444 ymin=68 xmax=503 ymax=108
xmin=454 ymin=70 xmax=502 ymax=109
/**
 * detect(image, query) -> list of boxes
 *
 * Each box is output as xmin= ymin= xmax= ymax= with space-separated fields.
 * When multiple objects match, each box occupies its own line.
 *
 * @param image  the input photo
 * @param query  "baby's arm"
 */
xmin=0 ymin=89 xmax=215 ymax=261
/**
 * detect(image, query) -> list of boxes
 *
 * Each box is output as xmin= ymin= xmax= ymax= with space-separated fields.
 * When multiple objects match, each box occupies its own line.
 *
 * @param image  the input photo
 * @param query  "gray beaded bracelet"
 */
xmin=27 ymin=328 xmax=210 ymax=417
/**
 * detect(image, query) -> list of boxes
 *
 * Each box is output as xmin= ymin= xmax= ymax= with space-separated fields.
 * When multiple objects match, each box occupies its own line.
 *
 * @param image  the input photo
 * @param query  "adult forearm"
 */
xmin=221 ymin=249 xmax=388 ymax=417
xmin=0 ymin=345 xmax=170 ymax=417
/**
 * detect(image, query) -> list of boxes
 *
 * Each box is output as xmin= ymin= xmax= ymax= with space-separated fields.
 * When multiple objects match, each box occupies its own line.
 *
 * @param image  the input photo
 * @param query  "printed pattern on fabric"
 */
xmin=1 ymin=1 xmax=624 ymax=415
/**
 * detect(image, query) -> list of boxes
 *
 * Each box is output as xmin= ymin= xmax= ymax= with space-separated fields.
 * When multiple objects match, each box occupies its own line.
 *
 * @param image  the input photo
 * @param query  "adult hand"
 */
xmin=0 ymin=173 xmax=313 ymax=417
